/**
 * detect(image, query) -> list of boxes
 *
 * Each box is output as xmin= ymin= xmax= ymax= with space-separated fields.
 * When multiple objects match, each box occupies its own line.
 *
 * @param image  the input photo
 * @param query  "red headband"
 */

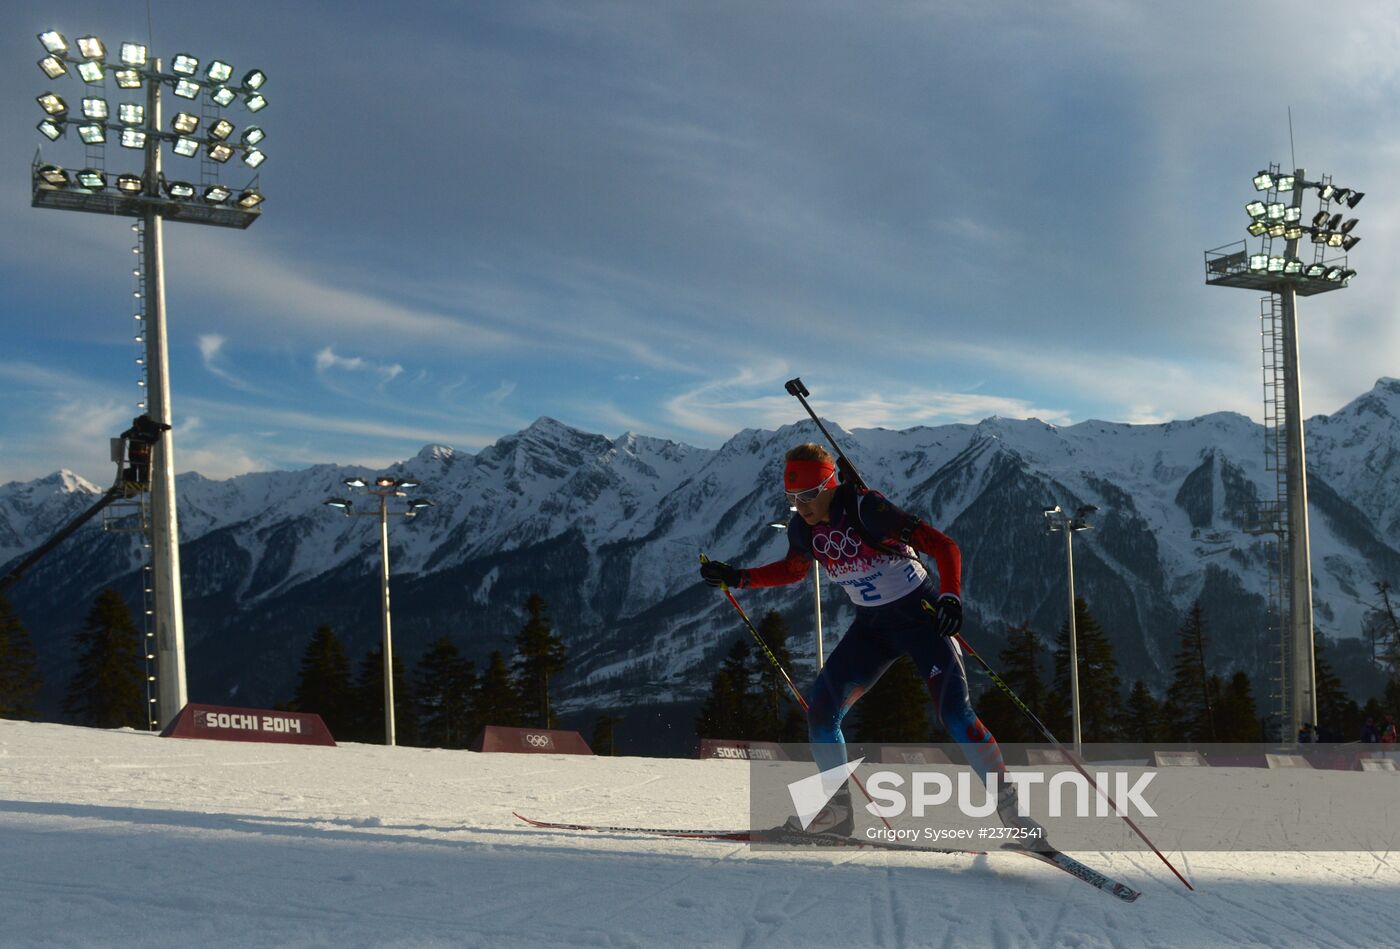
xmin=784 ymin=459 xmax=836 ymax=491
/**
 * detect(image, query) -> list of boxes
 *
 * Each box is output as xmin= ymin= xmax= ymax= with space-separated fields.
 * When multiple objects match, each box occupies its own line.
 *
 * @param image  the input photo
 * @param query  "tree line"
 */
xmin=0 ymin=589 xmax=572 ymax=747
xmin=694 ymin=596 xmax=1400 ymax=747
xmin=5 ymin=580 xmax=1400 ymax=749
xmin=283 ymin=592 xmax=567 ymax=747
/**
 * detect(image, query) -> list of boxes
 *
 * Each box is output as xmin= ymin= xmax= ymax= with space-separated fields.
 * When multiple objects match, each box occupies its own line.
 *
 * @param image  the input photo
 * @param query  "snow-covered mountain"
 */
xmin=6 ymin=379 xmax=1400 ymax=723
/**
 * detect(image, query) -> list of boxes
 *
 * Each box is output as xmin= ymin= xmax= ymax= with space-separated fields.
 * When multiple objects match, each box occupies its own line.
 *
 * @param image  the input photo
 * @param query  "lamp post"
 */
xmin=325 ymin=476 xmax=433 ymax=746
xmin=30 ymin=30 xmax=269 ymax=729
xmin=1205 ymin=165 xmax=1363 ymax=744
xmin=1044 ymin=504 xmax=1096 ymax=755
xmin=769 ymin=512 xmax=824 ymax=670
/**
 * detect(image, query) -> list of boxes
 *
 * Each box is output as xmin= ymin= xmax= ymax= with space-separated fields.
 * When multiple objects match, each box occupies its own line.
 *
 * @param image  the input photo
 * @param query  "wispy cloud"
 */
xmin=314 ymin=347 xmax=404 ymax=387
xmin=198 ymin=334 xmax=268 ymax=394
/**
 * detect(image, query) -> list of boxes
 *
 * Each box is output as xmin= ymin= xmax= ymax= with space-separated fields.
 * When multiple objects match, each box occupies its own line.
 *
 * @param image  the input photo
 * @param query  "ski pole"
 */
xmin=924 ymin=601 xmax=1195 ymax=892
xmin=784 ymin=377 xmax=868 ymax=491
xmin=701 ymin=552 xmax=892 ymax=830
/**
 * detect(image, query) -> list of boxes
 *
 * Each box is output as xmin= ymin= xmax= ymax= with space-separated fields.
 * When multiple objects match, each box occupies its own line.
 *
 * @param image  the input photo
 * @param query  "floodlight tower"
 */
xmin=325 ymin=478 xmax=434 ymax=746
xmin=1204 ymin=165 xmax=1363 ymax=744
xmin=1044 ymin=504 xmax=1096 ymax=754
xmin=30 ymin=30 xmax=269 ymax=729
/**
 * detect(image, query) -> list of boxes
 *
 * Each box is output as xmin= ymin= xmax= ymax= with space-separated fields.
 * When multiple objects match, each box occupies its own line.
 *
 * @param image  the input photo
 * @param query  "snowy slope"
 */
xmin=2 ymin=719 xmax=1397 ymax=948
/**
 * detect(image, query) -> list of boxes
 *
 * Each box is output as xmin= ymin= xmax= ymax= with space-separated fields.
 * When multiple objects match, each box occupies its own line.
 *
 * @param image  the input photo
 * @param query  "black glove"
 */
xmin=930 ymin=594 xmax=963 ymax=637
xmin=700 ymin=560 xmax=743 ymax=589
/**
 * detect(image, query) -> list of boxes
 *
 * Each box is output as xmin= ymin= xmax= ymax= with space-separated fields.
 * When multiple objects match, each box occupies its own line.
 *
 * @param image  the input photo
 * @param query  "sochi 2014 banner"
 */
xmin=161 ymin=703 xmax=336 ymax=746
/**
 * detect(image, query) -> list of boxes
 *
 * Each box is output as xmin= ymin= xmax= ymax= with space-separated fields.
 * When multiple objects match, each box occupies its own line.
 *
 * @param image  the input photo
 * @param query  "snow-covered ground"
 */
xmin=2 ymin=720 xmax=1397 ymax=948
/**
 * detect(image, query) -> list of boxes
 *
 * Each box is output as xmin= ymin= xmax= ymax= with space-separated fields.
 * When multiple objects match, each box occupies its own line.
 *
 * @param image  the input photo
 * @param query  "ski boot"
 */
xmin=774 ymin=786 xmax=855 ymax=842
xmin=997 ymin=782 xmax=1051 ymax=851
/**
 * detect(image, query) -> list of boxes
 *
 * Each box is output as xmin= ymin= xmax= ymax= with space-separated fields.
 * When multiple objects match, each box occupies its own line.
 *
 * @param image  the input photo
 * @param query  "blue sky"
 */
xmin=3 ymin=1 xmax=1399 ymax=483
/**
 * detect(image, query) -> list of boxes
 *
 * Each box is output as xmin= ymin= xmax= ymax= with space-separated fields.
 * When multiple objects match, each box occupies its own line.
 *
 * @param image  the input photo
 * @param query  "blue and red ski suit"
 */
xmin=739 ymin=483 xmax=1007 ymax=784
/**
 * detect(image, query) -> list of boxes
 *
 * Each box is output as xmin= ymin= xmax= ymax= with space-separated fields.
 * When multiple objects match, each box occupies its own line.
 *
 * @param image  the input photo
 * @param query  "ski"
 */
xmin=513 ymin=812 xmax=980 ymax=853
xmin=514 ymin=812 xmax=753 ymax=841
xmin=515 ymin=813 xmax=1141 ymax=901
xmin=1003 ymin=844 xmax=1142 ymax=903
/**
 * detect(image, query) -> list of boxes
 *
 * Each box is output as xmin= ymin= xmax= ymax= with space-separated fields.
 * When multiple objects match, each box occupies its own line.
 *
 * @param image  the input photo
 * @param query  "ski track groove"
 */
xmin=884 ymin=866 xmax=909 ymax=948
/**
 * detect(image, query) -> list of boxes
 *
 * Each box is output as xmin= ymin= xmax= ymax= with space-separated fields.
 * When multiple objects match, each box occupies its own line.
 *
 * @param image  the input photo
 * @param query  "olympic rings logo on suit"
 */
xmin=525 ymin=733 xmax=553 ymax=748
xmin=812 ymin=528 xmax=863 ymax=561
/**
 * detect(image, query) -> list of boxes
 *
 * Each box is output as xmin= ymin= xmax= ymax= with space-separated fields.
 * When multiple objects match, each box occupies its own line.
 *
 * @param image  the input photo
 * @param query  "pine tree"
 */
xmin=1052 ymin=597 xmax=1122 ymax=742
xmin=0 ymin=596 xmax=42 ymax=720
xmin=695 ymin=638 xmax=756 ymax=740
xmin=1213 ymin=671 xmax=1263 ymax=742
xmin=1160 ymin=602 xmax=1217 ymax=742
xmin=65 ymin=589 xmax=145 ymax=728
xmin=471 ymin=649 xmax=523 ymax=733
xmin=513 ymin=594 xmax=567 ymax=728
xmin=750 ymin=611 xmax=804 ymax=741
xmin=415 ymin=636 xmax=477 ymax=749
xmin=1123 ymin=679 xmax=1163 ymax=743
xmin=850 ymin=656 xmax=933 ymax=744
xmin=977 ymin=621 xmax=1046 ymax=743
xmin=591 ymin=714 xmax=623 ymax=755
xmin=1314 ymin=637 xmax=1358 ymax=742
xmin=291 ymin=625 xmax=354 ymax=737
xmin=352 ymin=646 xmax=417 ymax=745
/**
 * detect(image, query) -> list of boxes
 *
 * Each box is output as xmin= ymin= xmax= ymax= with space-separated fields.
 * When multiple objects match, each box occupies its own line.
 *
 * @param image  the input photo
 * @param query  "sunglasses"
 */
xmin=785 ymin=472 xmax=835 ymax=505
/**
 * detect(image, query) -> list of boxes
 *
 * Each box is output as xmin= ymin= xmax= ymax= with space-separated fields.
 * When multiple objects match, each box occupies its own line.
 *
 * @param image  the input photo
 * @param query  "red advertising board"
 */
xmin=161 ymin=703 xmax=336 ymax=746
xmin=470 ymin=725 xmax=592 ymax=755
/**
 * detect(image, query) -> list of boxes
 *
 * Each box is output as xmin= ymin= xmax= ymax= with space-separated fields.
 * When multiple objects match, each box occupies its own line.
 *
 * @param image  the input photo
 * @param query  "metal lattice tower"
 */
xmin=1205 ymin=162 xmax=1363 ymax=745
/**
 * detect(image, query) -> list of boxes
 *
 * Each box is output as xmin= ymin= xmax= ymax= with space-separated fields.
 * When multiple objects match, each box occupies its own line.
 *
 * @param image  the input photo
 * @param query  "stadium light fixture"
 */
xmin=242 ymin=148 xmax=266 ymax=168
xmin=38 ymin=164 xmax=69 ymax=186
xmin=1203 ymin=162 xmax=1365 ymax=746
xmin=37 ymin=92 xmax=67 ymax=115
xmin=38 ymin=31 xmax=68 ymax=54
xmin=208 ymin=118 xmax=234 ymax=140
xmin=244 ymin=92 xmax=267 ymax=112
xmin=76 ymin=35 xmax=105 ymax=60
xmin=28 ymin=27 xmax=272 ymax=731
xmin=240 ymin=126 xmax=264 ymax=146
xmin=324 ymin=475 xmax=432 ymax=746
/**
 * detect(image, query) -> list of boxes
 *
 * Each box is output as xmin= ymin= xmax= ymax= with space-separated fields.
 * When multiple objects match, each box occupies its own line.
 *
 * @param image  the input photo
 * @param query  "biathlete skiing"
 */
xmin=699 ymin=441 xmax=1042 ymax=843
